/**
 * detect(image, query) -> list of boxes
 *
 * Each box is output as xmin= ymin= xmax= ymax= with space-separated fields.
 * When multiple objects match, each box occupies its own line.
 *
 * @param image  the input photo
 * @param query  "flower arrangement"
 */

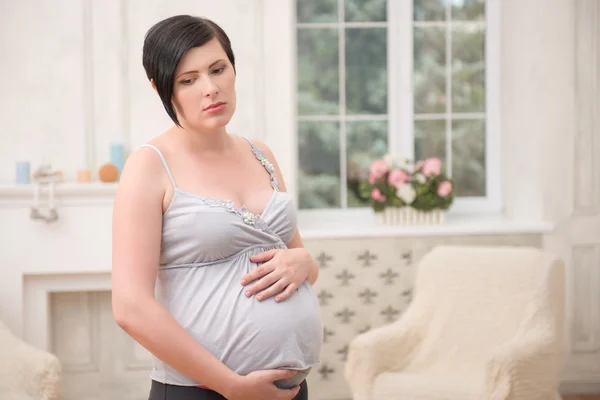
xmin=354 ymin=155 xmax=455 ymax=214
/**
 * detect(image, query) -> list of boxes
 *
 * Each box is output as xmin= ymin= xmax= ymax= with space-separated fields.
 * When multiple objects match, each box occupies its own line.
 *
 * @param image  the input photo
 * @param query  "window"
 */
xmin=295 ymin=0 xmax=500 ymax=214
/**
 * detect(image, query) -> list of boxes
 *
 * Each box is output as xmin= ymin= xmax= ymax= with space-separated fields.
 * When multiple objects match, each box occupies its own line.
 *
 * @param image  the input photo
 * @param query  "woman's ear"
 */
xmin=150 ymin=79 xmax=157 ymax=93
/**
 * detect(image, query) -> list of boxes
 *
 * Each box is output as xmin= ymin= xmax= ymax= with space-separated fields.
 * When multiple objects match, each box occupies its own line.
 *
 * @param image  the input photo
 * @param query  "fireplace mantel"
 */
xmin=0 ymin=186 xmax=116 ymax=344
xmin=0 ymin=182 xmax=118 ymax=207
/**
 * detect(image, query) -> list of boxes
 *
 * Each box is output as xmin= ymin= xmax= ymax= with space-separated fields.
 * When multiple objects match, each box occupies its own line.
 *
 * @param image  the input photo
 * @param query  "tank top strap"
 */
xmin=242 ymin=137 xmax=279 ymax=191
xmin=140 ymin=144 xmax=177 ymax=189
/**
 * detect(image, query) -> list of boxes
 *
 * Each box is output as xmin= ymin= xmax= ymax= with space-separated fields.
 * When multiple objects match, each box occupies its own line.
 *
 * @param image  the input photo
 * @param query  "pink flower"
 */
xmin=371 ymin=188 xmax=387 ymax=203
xmin=369 ymin=160 xmax=389 ymax=183
xmin=437 ymin=181 xmax=452 ymax=197
xmin=414 ymin=160 xmax=425 ymax=172
xmin=422 ymin=158 xmax=442 ymax=177
xmin=388 ymin=169 xmax=409 ymax=188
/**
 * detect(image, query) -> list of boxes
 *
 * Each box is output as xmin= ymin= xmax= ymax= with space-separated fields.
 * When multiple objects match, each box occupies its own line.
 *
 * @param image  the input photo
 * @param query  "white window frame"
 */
xmin=262 ymin=0 xmax=502 ymax=227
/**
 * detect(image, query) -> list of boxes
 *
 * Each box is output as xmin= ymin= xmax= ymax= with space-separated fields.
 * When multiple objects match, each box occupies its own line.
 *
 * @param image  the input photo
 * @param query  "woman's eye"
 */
xmin=212 ymin=67 xmax=225 ymax=74
xmin=181 ymin=78 xmax=194 ymax=85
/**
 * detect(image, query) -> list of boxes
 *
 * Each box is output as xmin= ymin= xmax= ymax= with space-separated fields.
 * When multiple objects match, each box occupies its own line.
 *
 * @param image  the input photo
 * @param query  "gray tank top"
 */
xmin=141 ymin=139 xmax=323 ymax=388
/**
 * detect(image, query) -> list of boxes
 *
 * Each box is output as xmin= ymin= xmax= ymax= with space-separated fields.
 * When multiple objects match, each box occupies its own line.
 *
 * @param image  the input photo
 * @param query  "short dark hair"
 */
xmin=142 ymin=15 xmax=235 ymax=126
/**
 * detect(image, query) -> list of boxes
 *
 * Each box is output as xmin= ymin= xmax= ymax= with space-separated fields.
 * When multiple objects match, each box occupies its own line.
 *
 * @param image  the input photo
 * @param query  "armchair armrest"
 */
xmin=0 ymin=322 xmax=62 ymax=400
xmin=484 ymin=256 xmax=565 ymax=400
xmin=484 ymin=318 xmax=562 ymax=400
xmin=345 ymin=306 xmax=425 ymax=400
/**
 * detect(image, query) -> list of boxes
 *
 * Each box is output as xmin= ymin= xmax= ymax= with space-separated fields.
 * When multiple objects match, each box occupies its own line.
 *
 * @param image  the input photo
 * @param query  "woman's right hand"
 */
xmin=226 ymin=369 xmax=301 ymax=400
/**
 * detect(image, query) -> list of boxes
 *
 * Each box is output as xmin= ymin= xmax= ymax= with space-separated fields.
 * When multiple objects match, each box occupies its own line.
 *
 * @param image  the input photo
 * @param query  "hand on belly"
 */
xmin=241 ymin=248 xmax=315 ymax=302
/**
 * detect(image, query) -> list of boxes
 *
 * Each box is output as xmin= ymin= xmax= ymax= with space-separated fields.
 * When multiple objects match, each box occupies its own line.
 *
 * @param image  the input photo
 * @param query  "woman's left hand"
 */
xmin=241 ymin=248 xmax=316 ymax=302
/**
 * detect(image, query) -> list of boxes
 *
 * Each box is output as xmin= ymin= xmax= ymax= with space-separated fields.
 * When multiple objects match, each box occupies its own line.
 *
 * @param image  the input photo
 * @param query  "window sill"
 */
xmin=297 ymin=209 xmax=554 ymax=239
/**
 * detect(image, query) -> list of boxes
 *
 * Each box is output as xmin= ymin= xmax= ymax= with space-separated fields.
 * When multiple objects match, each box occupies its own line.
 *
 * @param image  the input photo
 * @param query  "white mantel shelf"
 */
xmin=0 ymin=182 xmax=119 ymax=206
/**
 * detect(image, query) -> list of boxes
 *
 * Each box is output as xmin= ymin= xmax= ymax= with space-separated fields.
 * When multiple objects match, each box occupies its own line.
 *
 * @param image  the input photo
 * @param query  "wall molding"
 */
xmin=254 ymin=0 xmax=266 ymax=142
xmin=120 ymin=0 xmax=131 ymax=150
xmin=574 ymin=0 xmax=599 ymax=213
xmin=83 ymin=0 xmax=96 ymax=171
xmin=570 ymin=244 xmax=600 ymax=353
xmin=23 ymin=272 xmax=112 ymax=353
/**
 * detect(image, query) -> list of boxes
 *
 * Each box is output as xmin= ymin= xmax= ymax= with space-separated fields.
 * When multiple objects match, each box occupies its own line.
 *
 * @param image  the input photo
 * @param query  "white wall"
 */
xmin=0 ymin=0 xmax=265 ymax=183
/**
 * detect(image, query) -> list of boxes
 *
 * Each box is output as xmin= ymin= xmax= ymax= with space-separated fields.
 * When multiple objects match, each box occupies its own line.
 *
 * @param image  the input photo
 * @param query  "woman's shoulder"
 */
xmin=117 ymin=134 xmax=173 ymax=194
xmin=128 ymin=132 xmax=173 ymax=167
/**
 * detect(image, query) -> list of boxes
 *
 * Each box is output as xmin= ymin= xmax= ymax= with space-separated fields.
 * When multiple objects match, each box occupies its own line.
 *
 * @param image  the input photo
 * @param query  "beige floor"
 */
xmin=563 ymin=396 xmax=600 ymax=400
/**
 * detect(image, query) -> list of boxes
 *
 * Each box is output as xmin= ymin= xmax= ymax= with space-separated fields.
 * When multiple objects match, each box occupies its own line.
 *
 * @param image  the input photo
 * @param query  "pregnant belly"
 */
xmin=163 ymin=263 xmax=324 ymax=377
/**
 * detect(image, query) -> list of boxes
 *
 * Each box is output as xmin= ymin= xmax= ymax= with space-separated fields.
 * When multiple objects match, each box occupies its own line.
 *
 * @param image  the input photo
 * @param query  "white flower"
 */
xmin=385 ymin=154 xmax=409 ymax=169
xmin=396 ymin=183 xmax=417 ymax=204
xmin=383 ymin=154 xmax=395 ymax=168
xmin=415 ymin=173 xmax=426 ymax=184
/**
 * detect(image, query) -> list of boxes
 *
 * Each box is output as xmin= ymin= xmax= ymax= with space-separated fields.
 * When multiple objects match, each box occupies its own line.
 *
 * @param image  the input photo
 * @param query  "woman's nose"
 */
xmin=203 ymin=76 xmax=219 ymax=97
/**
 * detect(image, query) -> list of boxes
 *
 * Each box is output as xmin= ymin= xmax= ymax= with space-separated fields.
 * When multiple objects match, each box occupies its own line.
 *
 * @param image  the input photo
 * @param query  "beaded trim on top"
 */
xmin=182 ymin=139 xmax=279 ymax=229
xmin=200 ymin=196 xmax=271 ymax=231
xmin=247 ymin=142 xmax=279 ymax=192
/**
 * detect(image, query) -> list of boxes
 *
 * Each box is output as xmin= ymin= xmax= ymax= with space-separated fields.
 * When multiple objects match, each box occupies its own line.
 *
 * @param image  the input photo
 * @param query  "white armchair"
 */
xmin=0 ymin=319 xmax=61 ymax=400
xmin=345 ymin=245 xmax=565 ymax=400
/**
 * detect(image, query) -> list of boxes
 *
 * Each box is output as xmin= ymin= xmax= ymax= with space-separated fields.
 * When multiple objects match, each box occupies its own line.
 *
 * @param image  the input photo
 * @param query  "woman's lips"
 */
xmin=204 ymin=101 xmax=226 ymax=114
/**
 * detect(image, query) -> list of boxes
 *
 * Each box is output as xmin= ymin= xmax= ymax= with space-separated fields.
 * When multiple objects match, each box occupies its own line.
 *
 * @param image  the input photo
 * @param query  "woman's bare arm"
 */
xmin=111 ymin=147 xmax=240 ymax=397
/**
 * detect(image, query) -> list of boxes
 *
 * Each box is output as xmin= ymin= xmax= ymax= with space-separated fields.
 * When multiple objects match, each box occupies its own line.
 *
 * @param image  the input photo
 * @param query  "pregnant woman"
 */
xmin=111 ymin=15 xmax=323 ymax=400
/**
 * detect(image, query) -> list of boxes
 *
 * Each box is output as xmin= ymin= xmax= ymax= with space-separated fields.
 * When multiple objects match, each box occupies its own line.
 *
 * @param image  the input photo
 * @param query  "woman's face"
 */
xmin=171 ymin=38 xmax=236 ymax=132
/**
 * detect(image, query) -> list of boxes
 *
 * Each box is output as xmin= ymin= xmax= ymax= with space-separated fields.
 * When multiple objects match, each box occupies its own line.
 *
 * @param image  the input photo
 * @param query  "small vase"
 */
xmin=15 ymin=161 xmax=31 ymax=184
xmin=377 ymin=207 xmax=445 ymax=226
xmin=109 ymin=142 xmax=126 ymax=180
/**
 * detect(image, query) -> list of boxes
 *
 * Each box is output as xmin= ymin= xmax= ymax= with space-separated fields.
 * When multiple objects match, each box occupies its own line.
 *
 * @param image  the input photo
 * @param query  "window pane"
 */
xmin=345 ymin=0 xmax=387 ymax=22
xmin=414 ymin=27 xmax=446 ymax=114
xmin=297 ymin=0 xmax=338 ymax=23
xmin=452 ymin=119 xmax=486 ymax=196
xmin=346 ymin=28 xmax=387 ymax=114
xmin=297 ymin=28 xmax=339 ymax=116
xmin=451 ymin=0 xmax=485 ymax=21
xmin=452 ymin=25 xmax=485 ymax=112
xmin=414 ymin=0 xmax=447 ymax=21
xmin=414 ymin=119 xmax=446 ymax=165
xmin=298 ymin=121 xmax=341 ymax=209
xmin=346 ymin=120 xmax=388 ymax=207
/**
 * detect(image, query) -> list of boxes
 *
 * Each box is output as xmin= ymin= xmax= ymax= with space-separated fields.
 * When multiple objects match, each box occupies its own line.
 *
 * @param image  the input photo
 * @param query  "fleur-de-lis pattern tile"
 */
xmin=303 ymin=238 xmax=418 ymax=400
xmin=316 ymin=252 xmax=334 ymax=268
xmin=302 ymin=234 xmax=542 ymax=400
xmin=358 ymin=288 xmax=378 ymax=304
xmin=357 ymin=250 xmax=378 ymax=267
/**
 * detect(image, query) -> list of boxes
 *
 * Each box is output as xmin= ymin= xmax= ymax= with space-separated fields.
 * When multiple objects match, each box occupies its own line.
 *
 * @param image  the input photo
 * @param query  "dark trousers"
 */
xmin=149 ymin=379 xmax=308 ymax=400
